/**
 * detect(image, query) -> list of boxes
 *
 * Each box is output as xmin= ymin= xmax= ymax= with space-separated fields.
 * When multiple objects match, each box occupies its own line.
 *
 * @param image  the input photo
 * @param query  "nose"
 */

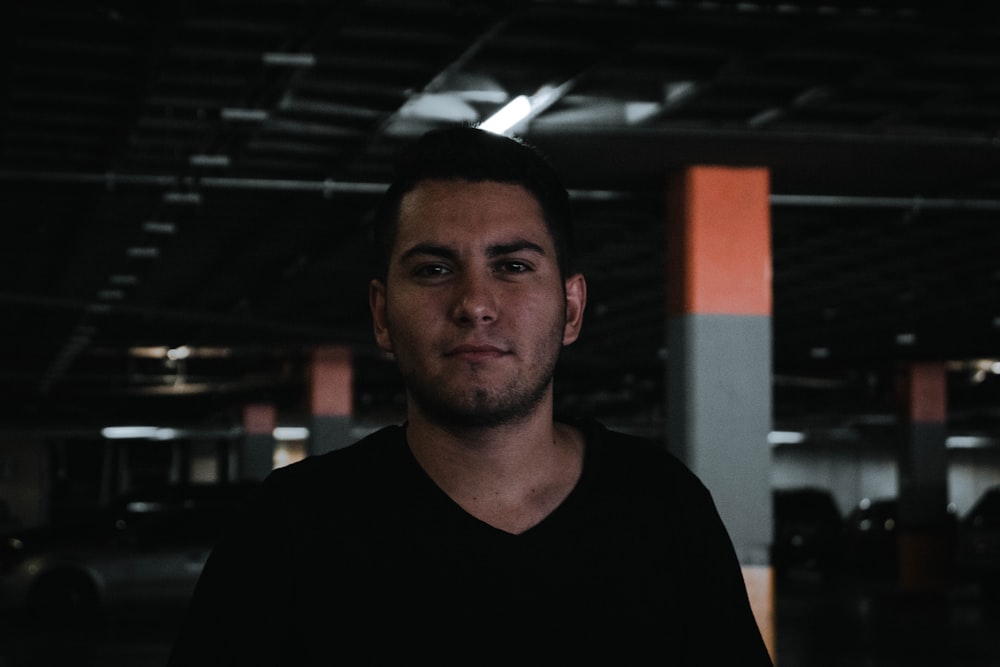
xmin=451 ymin=271 xmax=497 ymax=324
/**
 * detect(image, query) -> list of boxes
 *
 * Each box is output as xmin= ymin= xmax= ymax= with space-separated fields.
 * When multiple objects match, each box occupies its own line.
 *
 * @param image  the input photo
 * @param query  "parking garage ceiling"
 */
xmin=3 ymin=1 xmax=1000 ymax=437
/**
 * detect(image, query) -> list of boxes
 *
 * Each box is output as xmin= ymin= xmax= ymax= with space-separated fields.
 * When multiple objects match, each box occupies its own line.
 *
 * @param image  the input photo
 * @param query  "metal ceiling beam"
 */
xmin=3 ymin=170 xmax=1000 ymax=212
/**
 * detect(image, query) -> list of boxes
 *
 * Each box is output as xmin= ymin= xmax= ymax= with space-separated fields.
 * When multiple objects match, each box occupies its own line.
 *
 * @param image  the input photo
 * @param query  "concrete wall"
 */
xmin=772 ymin=440 xmax=1000 ymax=518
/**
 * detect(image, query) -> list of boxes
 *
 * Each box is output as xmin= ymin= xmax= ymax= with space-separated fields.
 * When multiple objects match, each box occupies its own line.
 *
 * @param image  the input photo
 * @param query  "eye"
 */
xmin=412 ymin=263 xmax=451 ymax=279
xmin=496 ymin=260 xmax=533 ymax=274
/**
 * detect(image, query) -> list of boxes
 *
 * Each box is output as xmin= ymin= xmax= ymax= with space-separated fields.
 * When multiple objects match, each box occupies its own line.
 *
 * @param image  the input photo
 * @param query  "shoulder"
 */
xmin=569 ymin=416 xmax=713 ymax=503
xmin=572 ymin=417 xmax=690 ymax=475
xmin=568 ymin=418 xmax=740 ymax=554
xmin=259 ymin=424 xmax=408 ymax=502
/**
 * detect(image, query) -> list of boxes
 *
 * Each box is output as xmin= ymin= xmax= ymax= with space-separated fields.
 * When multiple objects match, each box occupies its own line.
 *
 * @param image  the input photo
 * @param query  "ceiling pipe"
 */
xmin=0 ymin=291 xmax=366 ymax=341
xmin=770 ymin=194 xmax=1000 ymax=212
xmin=0 ymin=170 xmax=387 ymax=195
xmin=2 ymin=170 xmax=1000 ymax=211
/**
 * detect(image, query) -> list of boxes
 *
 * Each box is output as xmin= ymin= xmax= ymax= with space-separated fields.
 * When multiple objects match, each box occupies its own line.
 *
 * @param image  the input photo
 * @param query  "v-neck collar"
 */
xmin=398 ymin=418 xmax=597 ymax=538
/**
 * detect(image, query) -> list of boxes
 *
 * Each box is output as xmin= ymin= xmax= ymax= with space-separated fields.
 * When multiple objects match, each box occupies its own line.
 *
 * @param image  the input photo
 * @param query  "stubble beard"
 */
xmin=400 ymin=324 xmax=564 ymax=430
xmin=405 ymin=362 xmax=556 ymax=429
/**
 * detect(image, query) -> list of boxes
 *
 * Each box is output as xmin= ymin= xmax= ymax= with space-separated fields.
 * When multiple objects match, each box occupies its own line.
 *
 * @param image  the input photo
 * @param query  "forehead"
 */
xmin=395 ymin=179 xmax=551 ymax=249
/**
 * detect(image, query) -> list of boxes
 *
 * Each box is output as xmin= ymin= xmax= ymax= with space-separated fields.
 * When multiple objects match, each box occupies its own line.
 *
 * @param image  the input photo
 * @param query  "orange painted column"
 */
xmin=241 ymin=402 xmax=277 ymax=480
xmin=666 ymin=166 xmax=775 ymax=662
xmin=308 ymin=346 xmax=354 ymax=455
xmin=896 ymin=361 xmax=952 ymax=593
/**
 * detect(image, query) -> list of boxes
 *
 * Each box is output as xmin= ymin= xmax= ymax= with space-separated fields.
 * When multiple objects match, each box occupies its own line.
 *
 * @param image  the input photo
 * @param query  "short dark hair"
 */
xmin=371 ymin=124 xmax=574 ymax=282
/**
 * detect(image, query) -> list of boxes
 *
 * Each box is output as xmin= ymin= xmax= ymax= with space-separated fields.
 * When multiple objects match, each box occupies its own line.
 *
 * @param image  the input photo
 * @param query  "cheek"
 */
xmin=385 ymin=295 xmax=434 ymax=345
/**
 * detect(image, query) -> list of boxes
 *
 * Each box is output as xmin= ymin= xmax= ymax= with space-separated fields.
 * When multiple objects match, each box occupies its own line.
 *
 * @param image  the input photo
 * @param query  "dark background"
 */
xmin=2 ymin=0 xmax=999 ymax=438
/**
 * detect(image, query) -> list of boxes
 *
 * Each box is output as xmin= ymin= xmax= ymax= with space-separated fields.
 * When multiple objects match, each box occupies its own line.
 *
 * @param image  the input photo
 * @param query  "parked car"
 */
xmin=771 ymin=487 xmax=844 ymax=578
xmin=841 ymin=497 xmax=900 ymax=578
xmin=955 ymin=485 xmax=1000 ymax=594
xmin=841 ymin=496 xmax=959 ymax=580
xmin=0 ymin=482 xmax=258 ymax=626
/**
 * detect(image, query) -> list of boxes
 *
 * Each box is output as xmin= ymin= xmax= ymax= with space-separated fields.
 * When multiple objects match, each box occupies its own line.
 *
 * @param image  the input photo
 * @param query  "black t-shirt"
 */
xmin=169 ymin=418 xmax=773 ymax=666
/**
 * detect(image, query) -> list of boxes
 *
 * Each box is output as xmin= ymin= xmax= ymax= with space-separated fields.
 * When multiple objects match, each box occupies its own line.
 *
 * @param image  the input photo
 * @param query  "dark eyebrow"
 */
xmin=398 ymin=239 xmax=546 ymax=263
xmin=487 ymin=239 xmax=546 ymax=258
xmin=398 ymin=243 xmax=458 ymax=263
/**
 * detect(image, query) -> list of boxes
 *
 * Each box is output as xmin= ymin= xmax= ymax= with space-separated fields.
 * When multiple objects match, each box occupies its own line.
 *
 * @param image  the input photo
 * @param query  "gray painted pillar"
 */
xmin=665 ymin=165 xmax=775 ymax=658
xmin=896 ymin=361 xmax=952 ymax=592
xmin=309 ymin=415 xmax=354 ymax=456
xmin=667 ymin=315 xmax=773 ymax=566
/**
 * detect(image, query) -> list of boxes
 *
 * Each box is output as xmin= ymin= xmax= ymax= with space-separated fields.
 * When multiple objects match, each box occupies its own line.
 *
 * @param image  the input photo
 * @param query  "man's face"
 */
xmin=369 ymin=179 xmax=586 ymax=428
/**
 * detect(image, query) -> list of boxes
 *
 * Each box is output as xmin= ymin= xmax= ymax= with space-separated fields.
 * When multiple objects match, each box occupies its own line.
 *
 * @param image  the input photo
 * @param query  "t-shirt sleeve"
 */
xmin=676 ymin=476 xmax=774 ymax=666
xmin=167 ymin=470 xmax=298 ymax=667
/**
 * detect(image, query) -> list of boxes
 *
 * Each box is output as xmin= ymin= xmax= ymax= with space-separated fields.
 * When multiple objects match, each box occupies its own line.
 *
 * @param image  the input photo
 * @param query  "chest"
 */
xmin=291 ymin=493 xmax=681 ymax=622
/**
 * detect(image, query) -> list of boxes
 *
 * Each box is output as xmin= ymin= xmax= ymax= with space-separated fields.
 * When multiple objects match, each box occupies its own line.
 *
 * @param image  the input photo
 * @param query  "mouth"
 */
xmin=445 ymin=344 xmax=508 ymax=362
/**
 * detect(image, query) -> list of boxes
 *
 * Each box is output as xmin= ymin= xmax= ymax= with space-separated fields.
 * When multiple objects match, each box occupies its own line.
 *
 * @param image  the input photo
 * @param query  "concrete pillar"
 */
xmin=308 ymin=346 xmax=354 ymax=455
xmin=665 ymin=165 xmax=775 ymax=659
xmin=241 ymin=403 xmax=276 ymax=481
xmin=896 ymin=361 xmax=952 ymax=592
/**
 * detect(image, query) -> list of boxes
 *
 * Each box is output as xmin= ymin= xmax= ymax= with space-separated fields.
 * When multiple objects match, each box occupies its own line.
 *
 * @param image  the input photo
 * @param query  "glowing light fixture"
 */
xmin=142 ymin=220 xmax=177 ymax=234
xmin=947 ymin=435 xmax=996 ymax=449
xmin=189 ymin=154 xmax=231 ymax=168
xmin=477 ymin=81 xmax=573 ymax=136
xmin=478 ymin=95 xmax=532 ymax=135
xmin=166 ymin=345 xmax=191 ymax=361
xmin=126 ymin=246 xmax=160 ymax=259
xmin=262 ymin=52 xmax=315 ymax=67
xmin=273 ymin=426 xmax=310 ymax=441
xmin=163 ymin=192 xmax=201 ymax=205
xmin=101 ymin=426 xmax=182 ymax=440
xmin=768 ymin=431 xmax=806 ymax=445
xmin=102 ymin=426 xmax=160 ymax=439
xmin=221 ymin=108 xmax=269 ymax=122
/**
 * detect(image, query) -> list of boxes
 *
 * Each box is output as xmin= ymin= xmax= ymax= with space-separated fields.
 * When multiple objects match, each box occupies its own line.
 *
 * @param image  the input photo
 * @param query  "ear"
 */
xmin=369 ymin=279 xmax=394 ymax=354
xmin=562 ymin=273 xmax=587 ymax=346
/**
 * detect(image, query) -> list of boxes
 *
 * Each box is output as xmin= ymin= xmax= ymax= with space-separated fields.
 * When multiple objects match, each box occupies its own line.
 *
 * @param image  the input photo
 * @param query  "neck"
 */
xmin=404 ymin=404 xmax=583 ymax=534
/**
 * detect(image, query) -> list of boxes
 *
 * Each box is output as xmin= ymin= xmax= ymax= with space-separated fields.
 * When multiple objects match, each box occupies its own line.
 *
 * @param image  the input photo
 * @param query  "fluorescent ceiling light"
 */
xmin=768 ymin=431 xmax=806 ymax=445
xmin=125 ymin=501 xmax=168 ymax=513
xmin=166 ymin=346 xmax=191 ymax=361
xmin=947 ymin=435 xmax=996 ymax=449
xmin=273 ymin=426 xmax=310 ymax=441
xmin=664 ymin=81 xmax=697 ymax=105
xmin=101 ymin=426 xmax=183 ymax=440
xmin=477 ymin=81 xmax=573 ymax=135
xmin=262 ymin=52 xmax=316 ymax=67
xmin=163 ymin=192 xmax=201 ymax=205
xmin=126 ymin=246 xmax=160 ymax=259
xmin=102 ymin=426 xmax=160 ymax=439
xmin=142 ymin=220 xmax=177 ymax=234
xmin=398 ymin=93 xmax=477 ymax=122
xmin=221 ymin=108 xmax=269 ymax=122
xmin=478 ymin=95 xmax=532 ymax=135
xmin=189 ymin=154 xmax=231 ymax=168
xmin=128 ymin=345 xmax=233 ymax=359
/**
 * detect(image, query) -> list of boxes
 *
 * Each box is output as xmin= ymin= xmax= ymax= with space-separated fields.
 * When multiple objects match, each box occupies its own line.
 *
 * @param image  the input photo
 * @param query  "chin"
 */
xmin=416 ymin=391 xmax=544 ymax=429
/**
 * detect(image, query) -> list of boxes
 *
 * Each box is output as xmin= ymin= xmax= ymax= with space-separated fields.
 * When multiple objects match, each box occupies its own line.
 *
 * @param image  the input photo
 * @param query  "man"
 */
xmin=168 ymin=125 xmax=773 ymax=665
